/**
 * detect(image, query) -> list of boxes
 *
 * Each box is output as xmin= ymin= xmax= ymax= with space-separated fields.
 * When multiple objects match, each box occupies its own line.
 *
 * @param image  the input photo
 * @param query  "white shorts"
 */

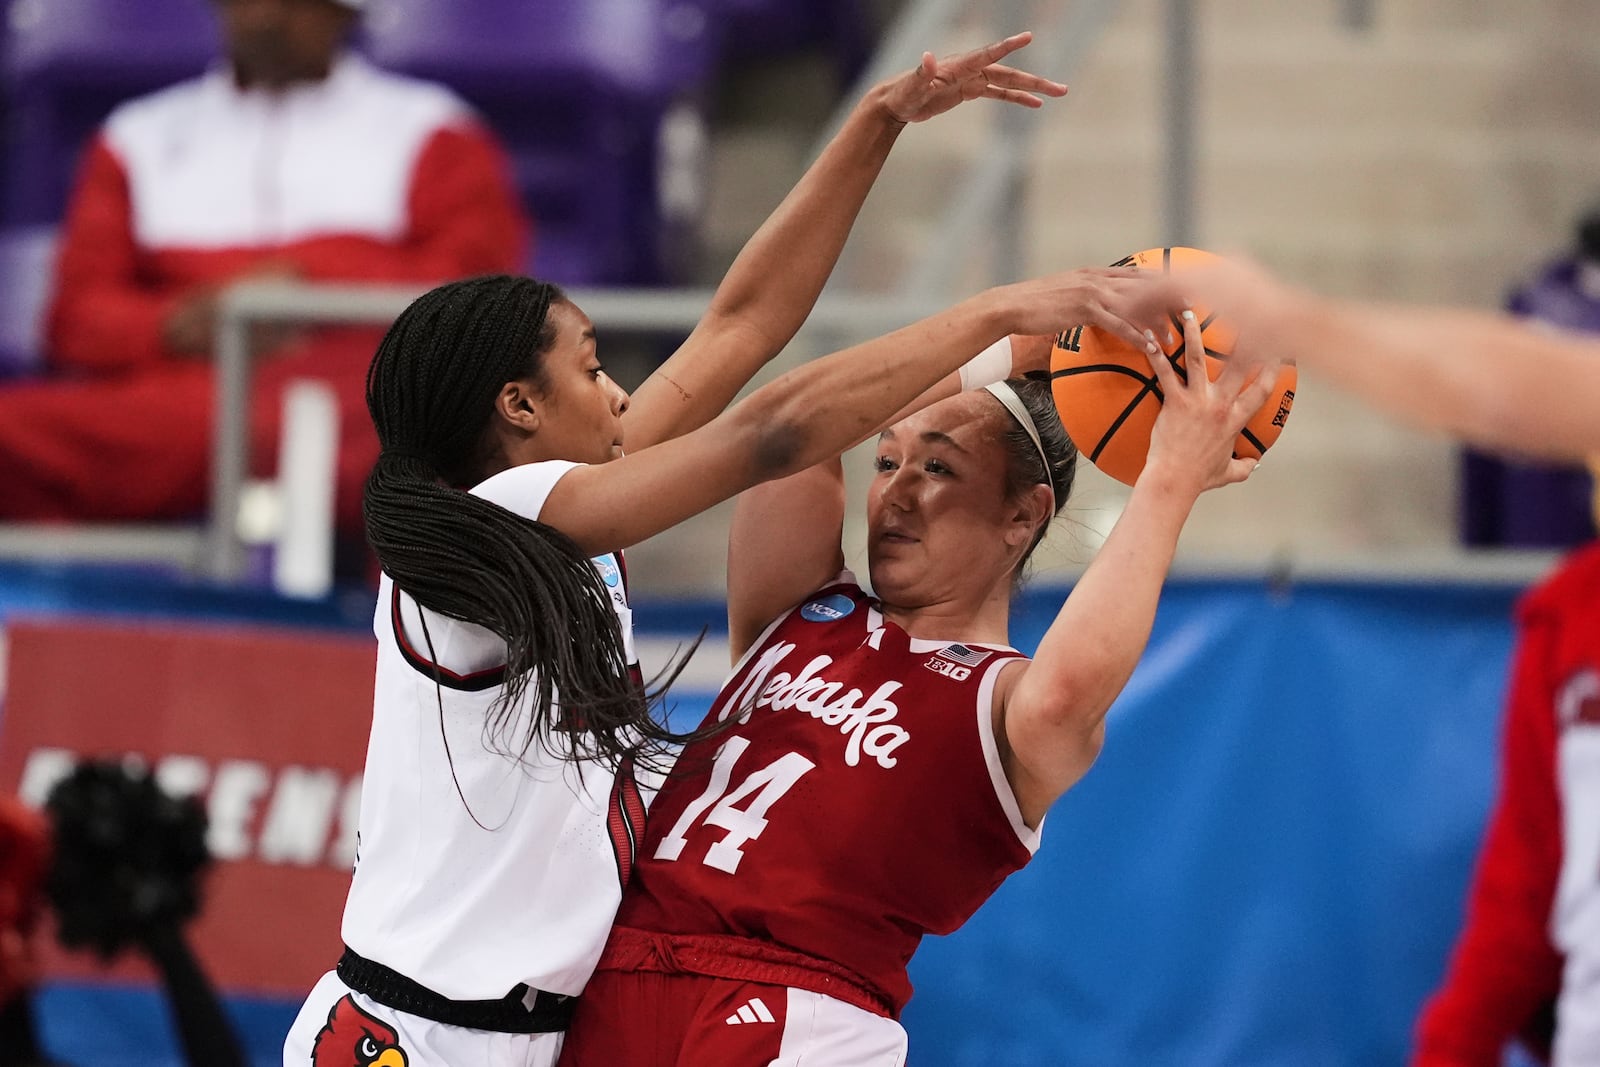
xmin=283 ymin=971 xmax=565 ymax=1067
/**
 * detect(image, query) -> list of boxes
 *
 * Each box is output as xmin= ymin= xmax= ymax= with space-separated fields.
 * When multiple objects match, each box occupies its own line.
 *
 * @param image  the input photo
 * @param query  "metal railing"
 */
xmin=200 ymin=281 xmax=948 ymax=582
xmin=7 ymin=0 xmax=1520 ymax=592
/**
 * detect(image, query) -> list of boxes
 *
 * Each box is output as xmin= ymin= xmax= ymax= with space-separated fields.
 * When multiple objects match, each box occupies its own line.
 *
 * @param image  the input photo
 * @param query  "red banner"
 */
xmin=0 ymin=616 xmax=376 ymax=997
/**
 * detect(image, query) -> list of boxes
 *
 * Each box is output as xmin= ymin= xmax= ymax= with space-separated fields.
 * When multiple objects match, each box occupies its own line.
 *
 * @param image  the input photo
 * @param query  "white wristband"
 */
xmin=957 ymin=336 xmax=1013 ymax=393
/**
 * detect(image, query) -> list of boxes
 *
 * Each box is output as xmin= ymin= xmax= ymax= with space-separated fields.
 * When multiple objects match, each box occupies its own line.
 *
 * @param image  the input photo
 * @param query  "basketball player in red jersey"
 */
xmin=283 ymin=34 xmax=1186 ymax=1067
xmin=557 ymin=310 xmax=1276 ymax=1064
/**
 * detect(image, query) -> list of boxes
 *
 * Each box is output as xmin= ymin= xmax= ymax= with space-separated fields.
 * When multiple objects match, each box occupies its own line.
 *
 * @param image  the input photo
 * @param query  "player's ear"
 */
xmin=1003 ymin=484 xmax=1052 ymax=549
xmin=496 ymin=380 xmax=541 ymax=433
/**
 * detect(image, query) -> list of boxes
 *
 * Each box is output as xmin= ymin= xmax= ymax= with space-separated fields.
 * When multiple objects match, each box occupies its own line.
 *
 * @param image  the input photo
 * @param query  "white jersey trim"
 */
xmin=975 ymin=656 xmax=1042 ymax=854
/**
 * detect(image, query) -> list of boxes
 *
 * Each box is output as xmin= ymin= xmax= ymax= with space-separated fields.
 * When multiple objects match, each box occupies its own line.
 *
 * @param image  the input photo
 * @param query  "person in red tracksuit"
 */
xmin=0 ymin=0 xmax=526 ymax=531
xmin=1413 ymin=503 xmax=1600 ymax=1066
xmin=0 ymin=798 xmax=50 ymax=1067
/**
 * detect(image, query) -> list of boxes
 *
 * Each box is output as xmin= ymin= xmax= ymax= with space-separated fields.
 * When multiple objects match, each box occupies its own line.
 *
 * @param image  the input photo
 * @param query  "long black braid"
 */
xmin=363 ymin=274 xmax=691 ymax=769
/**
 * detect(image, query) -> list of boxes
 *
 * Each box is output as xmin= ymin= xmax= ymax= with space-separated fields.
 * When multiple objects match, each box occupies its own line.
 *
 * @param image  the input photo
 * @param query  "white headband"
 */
xmin=983 ymin=382 xmax=1053 ymax=498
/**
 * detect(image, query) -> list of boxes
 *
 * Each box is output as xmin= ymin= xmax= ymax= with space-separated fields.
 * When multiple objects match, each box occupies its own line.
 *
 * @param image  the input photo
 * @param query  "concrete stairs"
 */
xmin=626 ymin=0 xmax=1600 ymax=595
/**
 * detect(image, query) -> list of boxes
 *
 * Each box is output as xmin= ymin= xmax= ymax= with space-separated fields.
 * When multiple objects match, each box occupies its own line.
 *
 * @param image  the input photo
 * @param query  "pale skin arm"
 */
xmin=727 ymin=458 xmax=848 ymax=660
xmin=724 ymin=332 xmax=1056 ymax=659
xmin=993 ymin=311 xmax=1278 ymax=827
xmin=1179 ymin=257 xmax=1600 ymax=462
xmin=621 ymin=33 xmax=1068 ymax=451
xmin=542 ymin=274 xmax=1175 ymax=557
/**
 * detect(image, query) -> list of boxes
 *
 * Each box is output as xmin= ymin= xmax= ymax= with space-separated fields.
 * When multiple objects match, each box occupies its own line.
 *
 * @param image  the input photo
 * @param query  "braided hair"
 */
xmin=995 ymin=376 xmax=1078 ymax=569
xmin=363 ymin=274 xmax=687 ymax=769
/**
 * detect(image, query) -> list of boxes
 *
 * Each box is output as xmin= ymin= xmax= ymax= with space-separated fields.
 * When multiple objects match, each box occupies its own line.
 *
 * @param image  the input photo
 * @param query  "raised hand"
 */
xmin=1142 ymin=308 xmax=1278 ymax=493
xmin=879 ymin=31 xmax=1068 ymax=125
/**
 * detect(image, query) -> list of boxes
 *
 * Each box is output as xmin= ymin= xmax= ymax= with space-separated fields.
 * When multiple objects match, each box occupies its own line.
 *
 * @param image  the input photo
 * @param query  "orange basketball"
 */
xmin=1049 ymin=246 xmax=1297 ymax=487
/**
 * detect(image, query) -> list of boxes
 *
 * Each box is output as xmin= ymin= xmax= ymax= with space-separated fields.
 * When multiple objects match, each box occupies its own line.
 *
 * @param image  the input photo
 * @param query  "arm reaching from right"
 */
xmin=1177 ymin=256 xmax=1600 ymax=462
xmin=543 ymin=268 xmax=1174 ymax=556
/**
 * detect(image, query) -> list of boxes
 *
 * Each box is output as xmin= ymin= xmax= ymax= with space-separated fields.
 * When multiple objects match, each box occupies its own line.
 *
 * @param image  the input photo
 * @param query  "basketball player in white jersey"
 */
xmin=557 ymin=310 xmax=1274 ymax=1064
xmin=279 ymin=34 xmax=1193 ymax=1067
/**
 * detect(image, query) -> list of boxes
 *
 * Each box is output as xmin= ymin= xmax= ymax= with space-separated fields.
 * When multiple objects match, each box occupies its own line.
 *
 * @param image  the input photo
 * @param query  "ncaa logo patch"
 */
xmin=801 ymin=594 xmax=855 ymax=623
xmin=594 ymin=554 xmax=622 ymax=589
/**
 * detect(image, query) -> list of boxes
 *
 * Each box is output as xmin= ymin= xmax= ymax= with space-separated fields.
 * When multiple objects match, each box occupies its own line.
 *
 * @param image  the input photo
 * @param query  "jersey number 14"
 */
xmin=653 ymin=736 xmax=815 ymax=874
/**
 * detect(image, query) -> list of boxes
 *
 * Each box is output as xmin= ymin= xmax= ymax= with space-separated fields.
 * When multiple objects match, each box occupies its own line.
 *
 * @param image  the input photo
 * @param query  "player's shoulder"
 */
xmin=470 ymin=459 xmax=583 ymax=522
xmin=1519 ymin=541 xmax=1600 ymax=625
xmin=786 ymin=571 xmax=872 ymax=623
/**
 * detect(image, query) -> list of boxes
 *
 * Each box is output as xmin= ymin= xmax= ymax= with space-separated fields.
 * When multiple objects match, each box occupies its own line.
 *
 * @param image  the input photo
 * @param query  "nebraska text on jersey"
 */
xmin=618 ymin=574 xmax=1038 ymax=1017
xmin=718 ymin=642 xmax=911 ymax=769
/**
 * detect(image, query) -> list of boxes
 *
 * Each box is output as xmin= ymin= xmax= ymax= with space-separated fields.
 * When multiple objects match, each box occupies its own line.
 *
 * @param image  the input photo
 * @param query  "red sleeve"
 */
xmin=45 ymin=137 xmax=188 ymax=374
xmin=294 ymin=122 xmax=530 ymax=284
xmin=0 ymin=797 xmax=50 ymax=1005
xmin=1412 ymin=599 xmax=1565 ymax=1067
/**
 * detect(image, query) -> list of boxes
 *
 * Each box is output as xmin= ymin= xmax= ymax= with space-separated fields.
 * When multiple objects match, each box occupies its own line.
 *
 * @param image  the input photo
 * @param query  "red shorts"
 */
xmin=557 ymin=969 xmax=907 ymax=1067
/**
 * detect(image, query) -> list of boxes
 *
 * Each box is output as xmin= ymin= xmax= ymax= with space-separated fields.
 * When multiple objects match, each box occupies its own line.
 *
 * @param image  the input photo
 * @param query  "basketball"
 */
xmin=1049 ymin=247 xmax=1297 ymax=487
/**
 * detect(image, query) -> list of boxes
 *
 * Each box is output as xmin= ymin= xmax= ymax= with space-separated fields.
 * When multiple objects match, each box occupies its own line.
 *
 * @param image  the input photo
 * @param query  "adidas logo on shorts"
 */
xmin=725 ymin=997 xmax=776 ymax=1025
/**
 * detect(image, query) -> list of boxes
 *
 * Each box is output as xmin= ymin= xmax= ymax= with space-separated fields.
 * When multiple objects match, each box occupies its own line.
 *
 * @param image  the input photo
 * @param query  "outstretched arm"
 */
xmin=1180 ymin=257 xmax=1600 ymax=462
xmin=542 ymin=270 xmax=1174 ymax=557
xmin=727 ymin=459 xmax=848 ymax=661
xmin=994 ymin=312 xmax=1277 ymax=826
xmin=622 ymin=32 xmax=1068 ymax=450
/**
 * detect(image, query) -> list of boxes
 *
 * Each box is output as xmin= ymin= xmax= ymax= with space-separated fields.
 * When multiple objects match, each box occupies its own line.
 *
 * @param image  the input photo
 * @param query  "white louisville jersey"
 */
xmin=340 ymin=460 xmax=646 ymax=1000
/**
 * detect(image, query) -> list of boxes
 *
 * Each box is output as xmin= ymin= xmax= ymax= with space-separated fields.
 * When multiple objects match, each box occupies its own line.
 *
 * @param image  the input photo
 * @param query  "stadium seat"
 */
xmin=0 ymin=224 xmax=56 ymax=378
xmin=717 ymin=0 xmax=872 ymax=82
xmin=363 ymin=0 xmax=724 ymax=285
xmin=1 ymin=0 xmax=216 ymax=225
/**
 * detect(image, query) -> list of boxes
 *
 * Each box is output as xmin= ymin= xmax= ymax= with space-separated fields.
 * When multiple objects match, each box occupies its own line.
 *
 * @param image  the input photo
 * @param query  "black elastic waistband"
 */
xmin=336 ymin=947 xmax=575 ymax=1034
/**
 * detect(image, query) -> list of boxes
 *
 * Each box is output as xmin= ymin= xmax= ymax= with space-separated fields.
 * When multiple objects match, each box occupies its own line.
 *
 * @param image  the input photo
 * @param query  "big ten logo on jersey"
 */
xmin=922 ymin=643 xmax=992 ymax=682
xmin=16 ymin=746 xmax=361 ymax=870
xmin=718 ymin=640 xmax=909 ymax=770
xmin=924 ymin=658 xmax=970 ymax=682
xmin=1559 ymin=668 xmax=1600 ymax=728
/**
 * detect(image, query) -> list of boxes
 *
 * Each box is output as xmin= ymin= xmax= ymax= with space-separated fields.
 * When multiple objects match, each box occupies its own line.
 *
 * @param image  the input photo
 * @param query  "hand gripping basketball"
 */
xmin=1143 ymin=309 xmax=1281 ymax=492
xmin=1049 ymin=247 xmax=1297 ymax=487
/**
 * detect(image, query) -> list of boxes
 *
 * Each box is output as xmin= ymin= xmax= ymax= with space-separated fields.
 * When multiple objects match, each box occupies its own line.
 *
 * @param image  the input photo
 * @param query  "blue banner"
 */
xmin=2 ymin=571 xmax=1522 ymax=1066
xmin=905 ymin=579 xmax=1519 ymax=1067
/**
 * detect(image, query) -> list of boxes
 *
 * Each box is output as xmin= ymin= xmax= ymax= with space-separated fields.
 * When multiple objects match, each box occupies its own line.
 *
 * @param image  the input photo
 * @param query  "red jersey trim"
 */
xmin=389 ymin=586 xmax=507 ymax=692
xmin=595 ymin=926 xmax=899 ymax=1020
xmin=607 ymin=756 xmax=648 ymax=890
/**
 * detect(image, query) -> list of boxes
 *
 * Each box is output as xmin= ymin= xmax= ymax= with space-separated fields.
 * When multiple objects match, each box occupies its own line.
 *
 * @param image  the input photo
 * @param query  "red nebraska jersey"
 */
xmin=616 ymin=574 xmax=1040 ymax=1015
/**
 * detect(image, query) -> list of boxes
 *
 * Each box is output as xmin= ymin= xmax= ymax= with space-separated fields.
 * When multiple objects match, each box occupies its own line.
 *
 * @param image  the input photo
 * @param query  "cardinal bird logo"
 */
xmin=311 ymin=995 xmax=410 ymax=1067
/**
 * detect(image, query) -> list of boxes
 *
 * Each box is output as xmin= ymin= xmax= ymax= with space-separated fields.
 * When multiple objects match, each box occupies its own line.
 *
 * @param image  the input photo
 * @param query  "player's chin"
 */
xmin=866 ymin=553 xmax=917 ymax=597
